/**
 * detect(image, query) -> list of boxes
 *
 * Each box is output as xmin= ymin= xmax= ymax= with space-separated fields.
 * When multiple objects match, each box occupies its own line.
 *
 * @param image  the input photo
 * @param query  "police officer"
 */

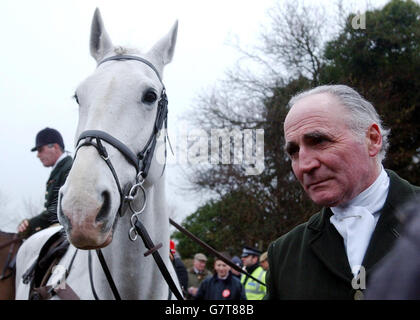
xmin=18 ymin=128 xmax=72 ymax=237
xmin=240 ymin=246 xmax=266 ymax=300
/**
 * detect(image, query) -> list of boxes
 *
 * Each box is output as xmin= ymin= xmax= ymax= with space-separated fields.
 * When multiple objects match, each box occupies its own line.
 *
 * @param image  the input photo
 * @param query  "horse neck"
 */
xmin=97 ymin=175 xmax=170 ymax=299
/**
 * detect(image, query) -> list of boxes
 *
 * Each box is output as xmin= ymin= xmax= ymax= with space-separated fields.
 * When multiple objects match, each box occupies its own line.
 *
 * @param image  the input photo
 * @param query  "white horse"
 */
xmin=15 ymin=8 xmax=180 ymax=299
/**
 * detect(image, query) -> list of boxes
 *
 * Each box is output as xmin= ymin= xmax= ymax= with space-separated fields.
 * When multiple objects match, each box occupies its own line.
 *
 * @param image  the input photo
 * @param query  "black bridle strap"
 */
xmin=98 ymin=55 xmax=163 ymax=84
xmin=75 ymin=136 xmax=125 ymax=216
xmin=78 ymin=131 xmax=140 ymax=173
xmin=134 ymin=219 xmax=184 ymax=300
xmin=77 ymin=54 xmax=169 ymax=182
xmin=87 ymin=224 xmax=184 ymax=300
xmin=96 ymin=249 xmax=121 ymax=300
xmin=88 ymin=249 xmax=122 ymax=300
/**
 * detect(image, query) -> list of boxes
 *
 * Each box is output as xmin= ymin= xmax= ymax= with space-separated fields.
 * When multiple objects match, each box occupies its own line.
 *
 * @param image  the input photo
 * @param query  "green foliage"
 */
xmin=173 ymin=191 xmax=262 ymax=260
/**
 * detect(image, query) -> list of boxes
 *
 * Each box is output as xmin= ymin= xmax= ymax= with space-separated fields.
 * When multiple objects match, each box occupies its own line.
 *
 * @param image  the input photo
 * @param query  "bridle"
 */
xmin=73 ymin=54 xmax=183 ymax=300
xmin=74 ymin=54 xmax=170 ymax=236
xmin=76 ymin=55 xmax=168 ymax=209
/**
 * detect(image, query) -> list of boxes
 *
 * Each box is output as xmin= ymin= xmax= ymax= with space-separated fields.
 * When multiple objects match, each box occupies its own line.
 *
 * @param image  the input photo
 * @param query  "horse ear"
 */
xmin=90 ymin=8 xmax=114 ymax=62
xmin=148 ymin=21 xmax=178 ymax=67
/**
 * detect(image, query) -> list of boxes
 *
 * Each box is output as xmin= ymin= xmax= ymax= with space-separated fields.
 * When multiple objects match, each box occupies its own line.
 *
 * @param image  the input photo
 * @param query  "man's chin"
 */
xmin=309 ymin=192 xmax=342 ymax=207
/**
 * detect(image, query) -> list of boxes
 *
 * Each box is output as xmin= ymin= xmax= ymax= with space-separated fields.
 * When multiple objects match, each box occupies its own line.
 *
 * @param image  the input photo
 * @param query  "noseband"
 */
xmin=74 ymin=55 xmax=169 ymax=223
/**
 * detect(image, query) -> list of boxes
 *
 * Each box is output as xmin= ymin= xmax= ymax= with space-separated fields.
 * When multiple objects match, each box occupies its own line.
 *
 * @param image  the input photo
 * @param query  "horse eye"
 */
xmin=142 ymin=90 xmax=158 ymax=104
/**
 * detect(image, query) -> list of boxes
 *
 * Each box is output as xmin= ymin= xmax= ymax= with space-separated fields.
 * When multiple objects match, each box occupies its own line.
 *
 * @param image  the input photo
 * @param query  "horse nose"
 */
xmin=58 ymin=192 xmax=72 ymax=231
xmin=59 ymin=190 xmax=111 ymax=227
xmin=58 ymin=187 xmax=115 ymax=248
xmin=95 ymin=191 xmax=111 ymax=224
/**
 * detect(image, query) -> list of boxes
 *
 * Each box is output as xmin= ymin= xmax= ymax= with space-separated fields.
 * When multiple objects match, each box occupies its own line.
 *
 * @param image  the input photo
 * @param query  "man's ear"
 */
xmin=366 ymin=123 xmax=382 ymax=157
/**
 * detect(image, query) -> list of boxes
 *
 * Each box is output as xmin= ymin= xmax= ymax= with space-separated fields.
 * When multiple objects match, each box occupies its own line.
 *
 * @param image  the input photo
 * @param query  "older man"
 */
xmin=18 ymin=128 xmax=72 ymax=238
xmin=265 ymin=85 xmax=420 ymax=300
xmin=186 ymin=253 xmax=212 ymax=299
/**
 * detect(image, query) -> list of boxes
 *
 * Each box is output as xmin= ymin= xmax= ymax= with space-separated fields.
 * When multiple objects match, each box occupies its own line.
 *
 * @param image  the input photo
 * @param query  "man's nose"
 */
xmin=295 ymin=147 xmax=320 ymax=174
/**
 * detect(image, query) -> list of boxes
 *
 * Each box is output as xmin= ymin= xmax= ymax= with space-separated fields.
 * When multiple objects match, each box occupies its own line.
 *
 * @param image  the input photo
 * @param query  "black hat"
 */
xmin=31 ymin=127 xmax=65 ymax=152
xmin=241 ymin=246 xmax=262 ymax=258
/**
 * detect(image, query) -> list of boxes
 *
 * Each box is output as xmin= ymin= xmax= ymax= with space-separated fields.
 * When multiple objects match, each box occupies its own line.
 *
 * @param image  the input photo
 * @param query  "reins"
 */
xmin=169 ymin=218 xmax=267 ymax=287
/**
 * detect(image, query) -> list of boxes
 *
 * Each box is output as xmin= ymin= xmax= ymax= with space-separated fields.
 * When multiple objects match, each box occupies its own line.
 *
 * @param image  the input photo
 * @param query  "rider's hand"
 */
xmin=18 ymin=219 xmax=29 ymax=234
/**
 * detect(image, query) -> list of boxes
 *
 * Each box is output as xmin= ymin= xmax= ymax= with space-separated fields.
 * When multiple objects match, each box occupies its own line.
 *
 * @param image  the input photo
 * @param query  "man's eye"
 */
xmin=313 ymin=137 xmax=326 ymax=144
xmin=308 ymin=135 xmax=331 ymax=146
xmin=286 ymin=145 xmax=299 ymax=158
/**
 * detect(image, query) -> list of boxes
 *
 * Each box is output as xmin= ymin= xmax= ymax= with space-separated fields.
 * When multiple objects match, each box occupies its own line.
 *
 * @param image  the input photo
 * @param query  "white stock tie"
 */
xmin=330 ymin=167 xmax=390 ymax=277
xmin=330 ymin=206 xmax=376 ymax=277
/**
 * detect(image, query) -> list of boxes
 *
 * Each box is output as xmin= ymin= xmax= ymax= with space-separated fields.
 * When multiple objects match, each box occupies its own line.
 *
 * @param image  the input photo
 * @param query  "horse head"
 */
xmin=58 ymin=8 xmax=177 ymax=249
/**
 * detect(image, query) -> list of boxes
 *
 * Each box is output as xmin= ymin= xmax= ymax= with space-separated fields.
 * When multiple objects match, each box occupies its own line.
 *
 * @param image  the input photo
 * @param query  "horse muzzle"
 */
xmin=59 ymin=187 xmax=116 ymax=249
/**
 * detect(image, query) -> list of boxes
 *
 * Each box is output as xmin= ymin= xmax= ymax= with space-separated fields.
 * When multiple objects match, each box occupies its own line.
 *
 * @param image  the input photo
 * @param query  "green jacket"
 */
xmin=265 ymin=170 xmax=420 ymax=300
xmin=187 ymin=267 xmax=212 ymax=289
xmin=26 ymin=155 xmax=72 ymax=237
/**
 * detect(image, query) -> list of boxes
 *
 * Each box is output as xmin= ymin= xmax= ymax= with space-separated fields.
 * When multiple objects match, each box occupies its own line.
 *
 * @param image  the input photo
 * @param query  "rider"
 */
xmin=17 ymin=128 xmax=72 ymax=238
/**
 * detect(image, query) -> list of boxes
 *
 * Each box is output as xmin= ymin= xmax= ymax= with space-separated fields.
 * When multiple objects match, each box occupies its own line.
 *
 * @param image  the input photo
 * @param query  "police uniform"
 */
xmin=240 ymin=247 xmax=266 ymax=300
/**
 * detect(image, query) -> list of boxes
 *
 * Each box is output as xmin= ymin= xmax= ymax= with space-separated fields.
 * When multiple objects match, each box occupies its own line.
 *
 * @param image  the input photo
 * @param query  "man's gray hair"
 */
xmin=288 ymin=84 xmax=390 ymax=162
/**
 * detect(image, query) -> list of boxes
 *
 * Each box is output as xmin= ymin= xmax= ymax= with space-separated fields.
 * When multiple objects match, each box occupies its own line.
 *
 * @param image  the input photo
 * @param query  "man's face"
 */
xmin=194 ymin=259 xmax=207 ymax=272
xmin=284 ymin=93 xmax=380 ymax=207
xmin=241 ymin=255 xmax=256 ymax=267
xmin=37 ymin=144 xmax=61 ymax=167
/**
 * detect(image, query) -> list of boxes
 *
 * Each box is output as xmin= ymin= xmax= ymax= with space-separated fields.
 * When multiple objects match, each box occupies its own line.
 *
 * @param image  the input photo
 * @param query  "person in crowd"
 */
xmin=186 ymin=253 xmax=212 ymax=299
xmin=240 ymin=246 xmax=266 ymax=300
xmin=169 ymin=240 xmax=188 ymax=298
xmin=230 ymin=255 xmax=243 ymax=279
xmin=18 ymin=128 xmax=72 ymax=238
xmin=265 ymin=85 xmax=420 ymax=300
xmin=259 ymin=252 xmax=269 ymax=271
xmin=195 ymin=253 xmax=246 ymax=300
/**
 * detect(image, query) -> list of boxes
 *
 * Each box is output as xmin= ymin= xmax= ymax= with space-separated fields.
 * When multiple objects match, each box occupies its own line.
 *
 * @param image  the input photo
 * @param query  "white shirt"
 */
xmin=330 ymin=166 xmax=390 ymax=277
xmin=51 ymin=152 xmax=68 ymax=171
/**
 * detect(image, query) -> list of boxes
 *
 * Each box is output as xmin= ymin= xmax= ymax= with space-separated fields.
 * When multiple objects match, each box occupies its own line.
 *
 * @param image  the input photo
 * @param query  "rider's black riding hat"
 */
xmin=31 ymin=127 xmax=65 ymax=152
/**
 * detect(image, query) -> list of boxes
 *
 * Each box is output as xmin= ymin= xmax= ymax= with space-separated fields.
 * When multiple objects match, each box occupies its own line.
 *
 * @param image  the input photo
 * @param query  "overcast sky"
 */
xmin=0 ymin=0 xmax=391 ymax=232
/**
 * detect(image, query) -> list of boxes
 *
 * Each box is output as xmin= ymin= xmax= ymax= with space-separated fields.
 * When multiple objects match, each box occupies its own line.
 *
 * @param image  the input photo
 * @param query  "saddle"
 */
xmin=22 ymin=230 xmax=79 ymax=300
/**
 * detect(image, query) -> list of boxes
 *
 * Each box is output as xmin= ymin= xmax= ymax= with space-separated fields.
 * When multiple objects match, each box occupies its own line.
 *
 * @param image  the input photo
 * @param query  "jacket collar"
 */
xmin=308 ymin=207 xmax=354 ymax=282
xmin=307 ymin=170 xmax=414 ymax=281
xmin=50 ymin=155 xmax=72 ymax=176
xmin=362 ymin=170 xmax=416 ymax=273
